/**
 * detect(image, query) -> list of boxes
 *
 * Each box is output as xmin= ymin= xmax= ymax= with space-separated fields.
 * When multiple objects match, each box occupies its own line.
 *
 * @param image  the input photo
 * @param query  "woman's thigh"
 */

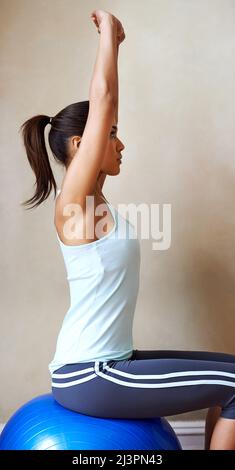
xmin=51 ymin=351 xmax=235 ymax=419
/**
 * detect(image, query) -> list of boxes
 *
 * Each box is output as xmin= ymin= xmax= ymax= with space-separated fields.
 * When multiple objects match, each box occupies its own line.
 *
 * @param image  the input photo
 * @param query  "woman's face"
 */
xmin=101 ymin=122 xmax=125 ymax=175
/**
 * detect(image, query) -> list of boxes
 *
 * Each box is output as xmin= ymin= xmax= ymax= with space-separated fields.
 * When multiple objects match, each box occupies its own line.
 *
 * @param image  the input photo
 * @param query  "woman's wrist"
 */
xmin=100 ymin=14 xmax=117 ymax=32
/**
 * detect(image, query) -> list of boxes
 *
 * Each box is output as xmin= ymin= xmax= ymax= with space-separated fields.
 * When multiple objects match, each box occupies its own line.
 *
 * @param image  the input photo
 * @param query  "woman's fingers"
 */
xmin=90 ymin=10 xmax=125 ymax=40
xmin=90 ymin=9 xmax=112 ymax=26
xmin=91 ymin=15 xmax=101 ymax=33
xmin=117 ymin=28 xmax=126 ymax=45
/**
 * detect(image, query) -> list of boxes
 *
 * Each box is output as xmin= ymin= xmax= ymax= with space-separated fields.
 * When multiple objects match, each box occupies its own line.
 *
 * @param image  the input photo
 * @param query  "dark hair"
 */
xmin=20 ymin=100 xmax=89 ymax=210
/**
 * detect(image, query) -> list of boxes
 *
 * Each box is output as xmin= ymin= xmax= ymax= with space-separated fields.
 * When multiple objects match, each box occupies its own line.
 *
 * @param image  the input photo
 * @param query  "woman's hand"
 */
xmin=90 ymin=9 xmax=125 ymax=46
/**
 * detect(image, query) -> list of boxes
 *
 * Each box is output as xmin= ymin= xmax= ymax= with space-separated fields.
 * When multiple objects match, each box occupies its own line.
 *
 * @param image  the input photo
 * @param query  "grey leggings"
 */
xmin=51 ymin=349 xmax=235 ymax=419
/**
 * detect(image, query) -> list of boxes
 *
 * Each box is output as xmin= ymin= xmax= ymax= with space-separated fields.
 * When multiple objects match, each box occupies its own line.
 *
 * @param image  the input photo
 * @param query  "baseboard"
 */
xmin=169 ymin=420 xmax=205 ymax=450
xmin=0 ymin=420 xmax=205 ymax=450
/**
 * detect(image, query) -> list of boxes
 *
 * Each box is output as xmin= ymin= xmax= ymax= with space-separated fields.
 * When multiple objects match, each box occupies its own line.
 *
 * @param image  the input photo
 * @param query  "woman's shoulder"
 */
xmin=54 ymin=189 xmax=116 ymax=247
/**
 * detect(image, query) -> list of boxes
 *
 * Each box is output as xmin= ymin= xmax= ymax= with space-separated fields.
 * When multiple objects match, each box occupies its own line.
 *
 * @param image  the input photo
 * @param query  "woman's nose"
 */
xmin=117 ymin=139 xmax=125 ymax=151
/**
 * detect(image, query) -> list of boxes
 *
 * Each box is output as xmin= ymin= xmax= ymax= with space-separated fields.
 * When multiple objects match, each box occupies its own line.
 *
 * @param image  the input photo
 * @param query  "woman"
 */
xmin=20 ymin=9 xmax=235 ymax=450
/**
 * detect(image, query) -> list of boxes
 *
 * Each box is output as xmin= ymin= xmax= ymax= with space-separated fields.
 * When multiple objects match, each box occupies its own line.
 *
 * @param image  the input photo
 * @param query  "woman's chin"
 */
xmin=109 ymin=166 xmax=121 ymax=176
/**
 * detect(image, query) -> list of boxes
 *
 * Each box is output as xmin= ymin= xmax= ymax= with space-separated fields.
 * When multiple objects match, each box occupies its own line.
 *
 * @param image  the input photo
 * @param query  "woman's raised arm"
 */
xmin=59 ymin=11 xmax=122 ymax=209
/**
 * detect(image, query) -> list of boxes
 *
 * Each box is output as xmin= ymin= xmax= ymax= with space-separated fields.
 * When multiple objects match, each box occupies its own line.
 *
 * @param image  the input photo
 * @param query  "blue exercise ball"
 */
xmin=0 ymin=394 xmax=182 ymax=450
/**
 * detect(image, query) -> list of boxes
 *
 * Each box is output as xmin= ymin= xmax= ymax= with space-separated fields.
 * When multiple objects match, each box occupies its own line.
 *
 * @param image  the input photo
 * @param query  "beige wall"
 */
xmin=1 ymin=0 xmax=235 ymax=423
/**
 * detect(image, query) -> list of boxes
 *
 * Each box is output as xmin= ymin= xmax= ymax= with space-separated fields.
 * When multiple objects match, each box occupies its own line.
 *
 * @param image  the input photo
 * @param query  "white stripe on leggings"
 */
xmin=51 ymin=363 xmax=235 ymax=389
xmin=52 ymin=366 xmax=94 ymax=379
xmin=102 ymin=362 xmax=235 ymax=380
xmin=52 ymin=362 xmax=235 ymax=381
xmin=51 ymin=373 xmax=97 ymax=388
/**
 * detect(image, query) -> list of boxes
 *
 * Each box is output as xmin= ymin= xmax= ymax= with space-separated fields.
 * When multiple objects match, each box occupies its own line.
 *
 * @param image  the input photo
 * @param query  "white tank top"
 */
xmin=48 ymin=190 xmax=140 ymax=375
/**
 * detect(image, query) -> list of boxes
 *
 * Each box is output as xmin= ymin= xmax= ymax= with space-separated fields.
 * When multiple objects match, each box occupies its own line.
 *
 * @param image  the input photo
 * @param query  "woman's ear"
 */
xmin=71 ymin=136 xmax=81 ymax=149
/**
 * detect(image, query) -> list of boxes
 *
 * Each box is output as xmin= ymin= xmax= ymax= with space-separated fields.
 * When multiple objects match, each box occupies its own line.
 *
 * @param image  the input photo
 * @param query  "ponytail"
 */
xmin=20 ymin=114 xmax=57 ymax=210
xmin=20 ymin=101 xmax=90 ymax=210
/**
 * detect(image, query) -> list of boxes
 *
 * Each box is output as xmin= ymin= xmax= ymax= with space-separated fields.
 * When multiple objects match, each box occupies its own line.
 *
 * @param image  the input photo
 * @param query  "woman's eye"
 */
xmin=111 ymin=133 xmax=116 ymax=139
